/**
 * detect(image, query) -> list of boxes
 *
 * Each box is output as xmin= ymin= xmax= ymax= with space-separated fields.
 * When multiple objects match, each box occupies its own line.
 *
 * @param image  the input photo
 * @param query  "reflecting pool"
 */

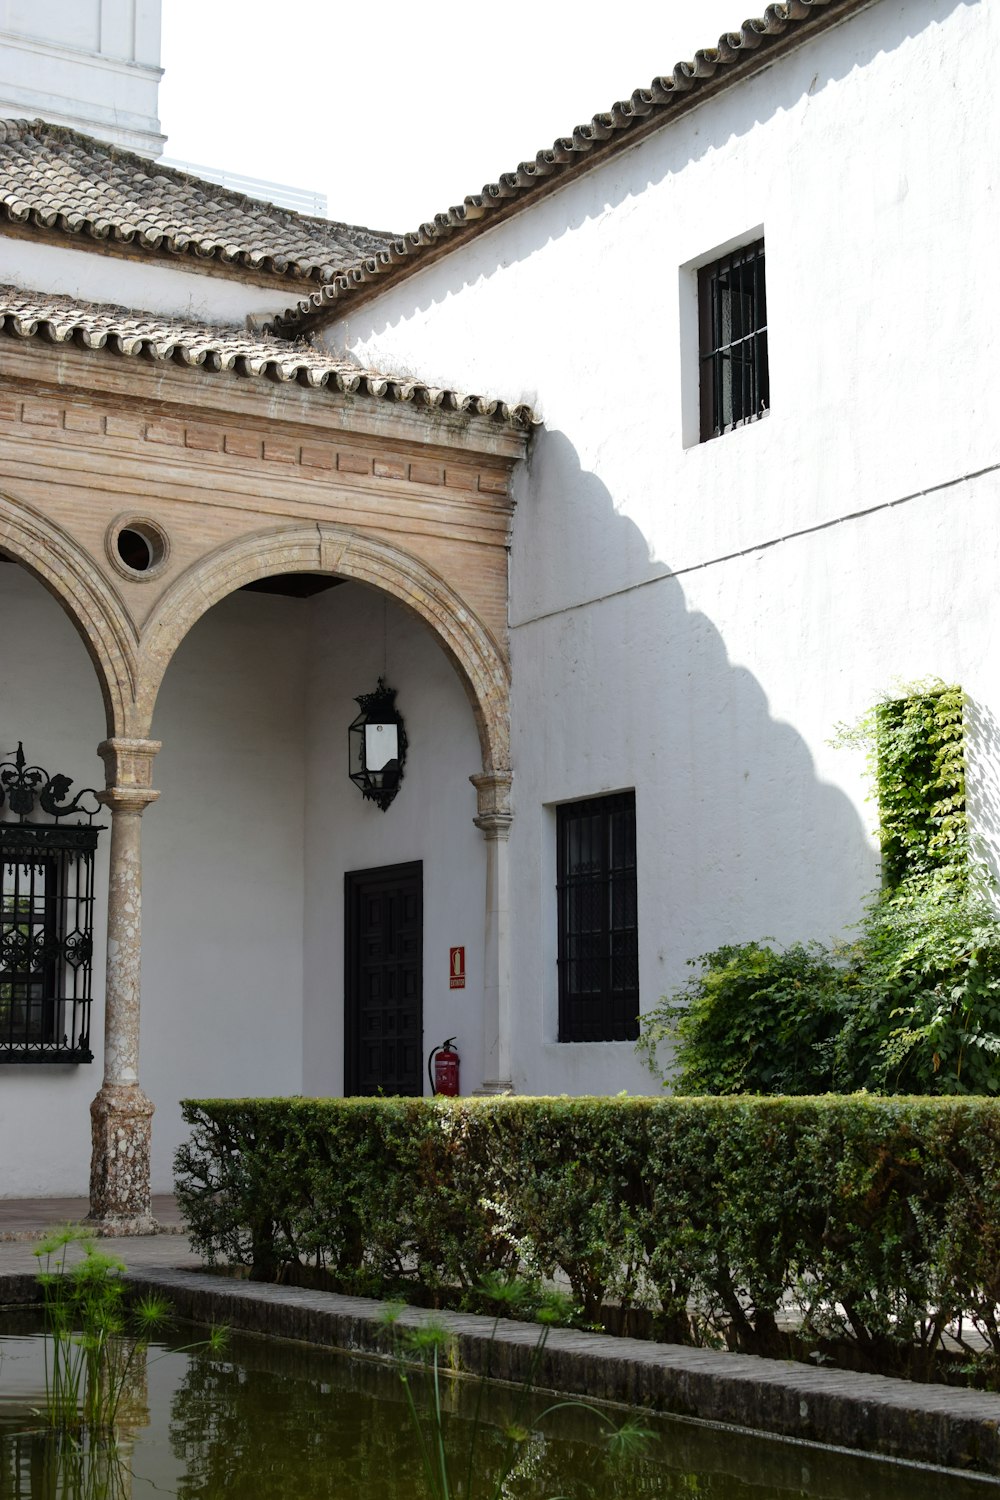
xmin=1 ymin=1311 xmax=996 ymax=1499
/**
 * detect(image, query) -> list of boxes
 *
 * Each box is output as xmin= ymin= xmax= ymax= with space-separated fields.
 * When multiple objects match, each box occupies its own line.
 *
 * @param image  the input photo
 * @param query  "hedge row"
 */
xmin=175 ymin=1095 xmax=1000 ymax=1382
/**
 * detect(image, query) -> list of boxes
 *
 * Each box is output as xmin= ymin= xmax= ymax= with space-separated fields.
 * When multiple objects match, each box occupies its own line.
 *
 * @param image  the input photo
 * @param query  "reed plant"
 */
xmin=380 ymin=1275 xmax=651 ymax=1500
xmin=34 ymin=1226 xmax=172 ymax=1436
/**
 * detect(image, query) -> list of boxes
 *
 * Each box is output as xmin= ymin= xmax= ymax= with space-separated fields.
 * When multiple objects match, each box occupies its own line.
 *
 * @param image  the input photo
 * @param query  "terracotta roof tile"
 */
xmin=0 ymin=287 xmax=536 ymax=428
xmin=275 ymin=0 xmax=868 ymax=333
xmin=0 ymin=119 xmax=395 ymax=283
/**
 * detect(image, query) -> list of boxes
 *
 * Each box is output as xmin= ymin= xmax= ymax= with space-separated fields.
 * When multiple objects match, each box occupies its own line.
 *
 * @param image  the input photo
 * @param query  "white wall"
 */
xmin=301 ymin=582 xmax=487 ymax=1099
xmin=0 ymin=562 xmax=109 ymax=1196
xmin=0 ymin=236 xmax=301 ymax=326
xmin=144 ymin=590 xmax=309 ymax=1190
xmin=0 ymin=0 xmax=163 ymax=155
xmin=323 ymin=0 xmax=1000 ymax=1094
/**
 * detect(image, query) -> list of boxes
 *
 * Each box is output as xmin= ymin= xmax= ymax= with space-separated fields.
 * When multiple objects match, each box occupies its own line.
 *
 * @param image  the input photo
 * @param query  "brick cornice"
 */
xmin=0 ymin=334 xmax=530 ymax=467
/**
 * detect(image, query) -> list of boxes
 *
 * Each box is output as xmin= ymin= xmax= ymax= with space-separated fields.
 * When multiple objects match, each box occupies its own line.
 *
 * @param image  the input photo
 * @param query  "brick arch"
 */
xmin=135 ymin=523 xmax=511 ymax=776
xmin=0 ymin=492 xmax=138 ymax=738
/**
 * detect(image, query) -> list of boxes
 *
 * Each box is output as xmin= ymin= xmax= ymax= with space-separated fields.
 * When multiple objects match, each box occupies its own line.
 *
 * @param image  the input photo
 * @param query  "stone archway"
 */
xmin=0 ymin=491 xmax=138 ymax=739
xmin=133 ymin=522 xmax=512 ymax=778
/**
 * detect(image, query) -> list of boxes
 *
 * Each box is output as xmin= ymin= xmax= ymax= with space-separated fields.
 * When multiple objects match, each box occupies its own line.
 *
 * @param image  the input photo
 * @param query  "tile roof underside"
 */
xmin=0 ymin=288 xmax=536 ymax=428
xmin=276 ymin=0 xmax=870 ymax=334
xmin=0 ymin=119 xmax=397 ymax=283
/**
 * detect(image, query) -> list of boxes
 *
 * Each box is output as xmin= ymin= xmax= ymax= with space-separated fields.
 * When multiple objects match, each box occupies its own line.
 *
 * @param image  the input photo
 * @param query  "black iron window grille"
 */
xmin=0 ymin=744 xmax=103 ymax=1063
xmin=699 ymin=239 xmax=769 ymax=441
xmin=556 ymin=791 xmax=639 ymax=1043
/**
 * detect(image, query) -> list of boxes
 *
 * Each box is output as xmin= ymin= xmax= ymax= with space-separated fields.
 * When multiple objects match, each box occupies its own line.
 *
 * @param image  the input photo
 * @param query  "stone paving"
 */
xmin=1 ymin=1197 xmax=999 ymax=1478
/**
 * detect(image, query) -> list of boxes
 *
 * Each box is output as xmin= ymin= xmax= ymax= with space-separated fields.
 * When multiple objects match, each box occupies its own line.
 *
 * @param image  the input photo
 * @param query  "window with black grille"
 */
xmin=0 ymin=745 xmax=102 ymax=1063
xmin=699 ymin=239 xmax=769 ymax=441
xmin=556 ymin=791 xmax=639 ymax=1042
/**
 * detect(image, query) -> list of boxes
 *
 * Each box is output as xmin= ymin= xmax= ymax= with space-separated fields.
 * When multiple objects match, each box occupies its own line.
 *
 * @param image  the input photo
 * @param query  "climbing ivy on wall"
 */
xmin=874 ymin=682 xmax=967 ymax=889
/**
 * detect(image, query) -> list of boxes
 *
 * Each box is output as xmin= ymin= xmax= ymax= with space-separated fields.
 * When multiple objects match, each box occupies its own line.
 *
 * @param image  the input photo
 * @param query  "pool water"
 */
xmin=0 ymin=1311 xmax=996 ymax=1499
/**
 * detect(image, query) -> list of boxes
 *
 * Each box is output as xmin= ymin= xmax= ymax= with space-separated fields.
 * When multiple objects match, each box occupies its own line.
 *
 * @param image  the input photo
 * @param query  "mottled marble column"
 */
xmin=88 ymin=737 xmax=161 ymax=1235
xmin=470 ymin=771 xmax=513 ymax=1095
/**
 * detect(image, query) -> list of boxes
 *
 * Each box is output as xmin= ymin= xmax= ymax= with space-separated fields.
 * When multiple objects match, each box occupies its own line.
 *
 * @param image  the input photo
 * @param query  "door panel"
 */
xmin=345 ymin=861 xmax=423 ymax=1095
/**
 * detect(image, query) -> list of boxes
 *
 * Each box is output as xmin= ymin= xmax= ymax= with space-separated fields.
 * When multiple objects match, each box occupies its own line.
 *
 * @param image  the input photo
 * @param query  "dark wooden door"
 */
xmin=344 ymin=861 xmax=423 ymax=1095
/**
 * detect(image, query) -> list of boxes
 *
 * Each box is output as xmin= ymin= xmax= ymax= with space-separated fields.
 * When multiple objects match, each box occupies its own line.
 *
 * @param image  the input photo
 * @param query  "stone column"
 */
xmin=88 ymin=737 xmax=161 ymax=1235
xmin=470 ymin=771 xmax=513 ymax=1095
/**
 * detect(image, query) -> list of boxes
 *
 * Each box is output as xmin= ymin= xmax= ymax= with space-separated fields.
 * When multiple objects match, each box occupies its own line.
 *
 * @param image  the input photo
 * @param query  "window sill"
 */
xmin=0 ymin=1048 xmax=93 ymax=1064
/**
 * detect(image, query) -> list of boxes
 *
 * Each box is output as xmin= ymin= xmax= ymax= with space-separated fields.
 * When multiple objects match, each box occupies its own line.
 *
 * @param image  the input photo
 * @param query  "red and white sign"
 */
xmin=449 ymin=947 xmax=466 ymax=989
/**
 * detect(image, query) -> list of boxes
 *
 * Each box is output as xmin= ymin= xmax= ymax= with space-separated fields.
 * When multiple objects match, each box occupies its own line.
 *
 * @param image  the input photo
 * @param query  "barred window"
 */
xmin=557 ymin=791 xmax=639 ymax=1042
xmin=0 ymin=744 xmax=102 ymax=1063
xmin=699 ymin=239 xmax=769 ymax=441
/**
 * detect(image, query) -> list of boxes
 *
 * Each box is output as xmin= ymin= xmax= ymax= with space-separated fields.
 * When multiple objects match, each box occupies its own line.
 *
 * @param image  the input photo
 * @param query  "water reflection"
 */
xmin=1 ymin=1317 xmax=997 ymax=1500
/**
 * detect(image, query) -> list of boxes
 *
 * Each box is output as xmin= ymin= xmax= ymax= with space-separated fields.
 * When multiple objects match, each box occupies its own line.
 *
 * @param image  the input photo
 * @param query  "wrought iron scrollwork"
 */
xmin=0 ymin=743 xmax=102 ymax=1063
xmin=0 ymin=743 xmax=101 ymax=825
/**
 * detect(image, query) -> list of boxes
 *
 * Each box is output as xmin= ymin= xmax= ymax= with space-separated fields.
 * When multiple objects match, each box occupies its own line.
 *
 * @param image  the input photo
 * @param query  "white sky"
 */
xmin=159 ymin=0 xmax=748 ymax=231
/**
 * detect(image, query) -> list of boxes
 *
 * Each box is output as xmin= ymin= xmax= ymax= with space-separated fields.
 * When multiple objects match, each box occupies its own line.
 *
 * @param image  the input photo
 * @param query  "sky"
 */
xmin=159 ymin=1 xmax=749 ymax=232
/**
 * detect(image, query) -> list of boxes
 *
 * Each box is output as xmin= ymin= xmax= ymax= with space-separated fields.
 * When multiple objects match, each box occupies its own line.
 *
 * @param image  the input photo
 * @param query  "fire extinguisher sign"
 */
xmin=450 ymin=947 xmax=466 ymax=989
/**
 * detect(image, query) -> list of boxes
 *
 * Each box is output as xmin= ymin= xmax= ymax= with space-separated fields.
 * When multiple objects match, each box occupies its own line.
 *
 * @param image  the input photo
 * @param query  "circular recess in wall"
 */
xmin=106 ymin=515 xmax=170 ymax=580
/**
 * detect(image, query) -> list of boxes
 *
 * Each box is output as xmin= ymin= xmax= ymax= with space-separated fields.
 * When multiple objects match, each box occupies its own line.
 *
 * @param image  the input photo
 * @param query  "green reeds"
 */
xmin=380 ymin=1276 xmax=652 ymax=1500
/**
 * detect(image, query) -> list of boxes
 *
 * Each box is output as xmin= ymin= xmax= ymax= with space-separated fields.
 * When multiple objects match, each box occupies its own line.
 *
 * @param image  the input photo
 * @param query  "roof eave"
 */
xmin=274 ymin=0 xmax=877 ymax=337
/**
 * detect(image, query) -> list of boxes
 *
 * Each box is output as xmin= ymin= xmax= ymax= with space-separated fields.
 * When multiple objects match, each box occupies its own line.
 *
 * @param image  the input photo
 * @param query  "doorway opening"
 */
xmin=344 ymin=861 xmax=423 ymax=1096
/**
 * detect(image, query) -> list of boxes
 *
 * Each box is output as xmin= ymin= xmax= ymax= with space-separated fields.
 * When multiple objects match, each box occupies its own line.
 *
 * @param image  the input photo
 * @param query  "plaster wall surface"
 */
xmin=0 ymin=562 xmax=109 ymax=1195
xmin=0 ymin=0 xmax=162 ymax=154
xmin=0 ymin=238 xmax=297 ymax=324
xmin=301 ymin=583 xmax=487 ymax=1099
xmin=142 ymin=591 xmax=309 ymax=1190
xmin=324 ymin=0 xmax=1000 ymax=1094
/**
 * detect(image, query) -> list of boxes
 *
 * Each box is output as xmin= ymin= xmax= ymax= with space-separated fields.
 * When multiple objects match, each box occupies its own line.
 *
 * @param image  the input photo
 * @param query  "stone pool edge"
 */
xmin=4 ymin=1264 xmax=1000 ymax=1478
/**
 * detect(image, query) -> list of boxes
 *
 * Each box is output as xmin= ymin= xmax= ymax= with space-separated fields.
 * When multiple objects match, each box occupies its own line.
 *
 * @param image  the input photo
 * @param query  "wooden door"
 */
xmin=344 ymin=861 xmax=423 ymax=1095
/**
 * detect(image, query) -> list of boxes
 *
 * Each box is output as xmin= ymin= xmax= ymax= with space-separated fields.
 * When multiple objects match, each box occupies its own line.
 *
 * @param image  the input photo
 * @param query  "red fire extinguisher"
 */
xmin=428 ymin=1037 xmax=460 ymax=1097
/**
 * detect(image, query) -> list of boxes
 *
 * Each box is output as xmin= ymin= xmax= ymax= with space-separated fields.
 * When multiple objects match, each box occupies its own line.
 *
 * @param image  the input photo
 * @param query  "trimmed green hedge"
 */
xmin=176 ymin=1095 xmax=1000 ymax=1382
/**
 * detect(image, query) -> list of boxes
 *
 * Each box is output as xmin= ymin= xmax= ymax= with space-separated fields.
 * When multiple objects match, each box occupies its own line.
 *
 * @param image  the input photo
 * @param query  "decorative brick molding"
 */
xmin=0 ymin=393 xmax=512 ymax=498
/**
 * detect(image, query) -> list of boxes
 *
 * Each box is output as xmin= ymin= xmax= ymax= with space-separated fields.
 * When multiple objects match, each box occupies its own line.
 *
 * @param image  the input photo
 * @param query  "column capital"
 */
xmin=97 ymin=737 xmax=161 ymax=813
xmin=470 ymin=770 xmax=513 ymax=840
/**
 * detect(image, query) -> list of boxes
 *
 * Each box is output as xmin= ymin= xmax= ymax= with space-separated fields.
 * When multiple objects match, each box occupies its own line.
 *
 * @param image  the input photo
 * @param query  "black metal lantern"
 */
xmin=348 ymin=679 xmax=407 ymax=812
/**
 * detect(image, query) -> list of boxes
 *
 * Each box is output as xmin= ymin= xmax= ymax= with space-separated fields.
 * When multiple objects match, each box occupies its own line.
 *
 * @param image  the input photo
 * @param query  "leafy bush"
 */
xmin=639 ymin=874 xmax=1000 ymax=1098
xmin=635 ymin=941 xmax=852 ymax=1096
xmin=640 ymin=682 xmax=1000 ymax=1097
xmin=177 ymin=1094 xmax=1000 ymax=1383
xmin=840 ymin=872 xmax=1000 ymax=1094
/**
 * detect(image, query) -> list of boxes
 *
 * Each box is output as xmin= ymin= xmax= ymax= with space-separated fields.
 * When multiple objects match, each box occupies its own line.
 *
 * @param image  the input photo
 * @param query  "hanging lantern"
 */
xmin=348 ymin=679 xmax=407 ymax=811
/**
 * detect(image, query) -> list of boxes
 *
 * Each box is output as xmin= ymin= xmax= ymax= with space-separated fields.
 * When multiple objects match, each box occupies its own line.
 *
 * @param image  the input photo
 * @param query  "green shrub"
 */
xmin=838 ymin=872 xmax=1000 ymax=1094
xmin=639 ymin=876 xmax=1000 ymax=1098
xmin=639 ymin=682 xmax=1000 ymax=1097
xmin=177 ymin=1094 xmax=1000 ymax=1382
xmin=636 ymin=940 xmax=851 ymax=1096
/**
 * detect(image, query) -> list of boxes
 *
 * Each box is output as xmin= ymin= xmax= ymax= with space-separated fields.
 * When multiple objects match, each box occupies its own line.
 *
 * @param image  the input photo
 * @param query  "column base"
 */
xmin=88 ymin=1083 xmax=156 ymax=1234
xmin=473 ymin=1079 xmax=515 ymax=1097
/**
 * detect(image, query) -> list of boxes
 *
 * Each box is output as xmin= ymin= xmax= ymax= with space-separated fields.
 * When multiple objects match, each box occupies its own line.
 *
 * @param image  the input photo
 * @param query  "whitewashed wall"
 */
xmin=0 ymin=563 xmax=109 ymax=1196
xmin=0 ymin=237 xmax=302 ymax=326
xmin=143 ymin=590 xmax=309 ymax=1190
xmin=0 ymin=0 xmax=163 ymax=155
xmin=324 ymin=0 xmax=1000 ymax=1094
xmin=301 ymin=582 xmax=487 ymax=1101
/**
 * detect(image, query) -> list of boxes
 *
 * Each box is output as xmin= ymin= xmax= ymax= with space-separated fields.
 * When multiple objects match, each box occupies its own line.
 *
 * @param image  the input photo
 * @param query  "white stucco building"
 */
xmin=0 ymin=0 xmax=995 ymax=1217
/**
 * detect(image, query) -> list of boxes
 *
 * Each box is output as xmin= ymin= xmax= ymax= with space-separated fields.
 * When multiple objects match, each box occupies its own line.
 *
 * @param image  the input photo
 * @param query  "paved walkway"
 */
xmin=0 ymin=1194 xmax=204 ymax=1271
